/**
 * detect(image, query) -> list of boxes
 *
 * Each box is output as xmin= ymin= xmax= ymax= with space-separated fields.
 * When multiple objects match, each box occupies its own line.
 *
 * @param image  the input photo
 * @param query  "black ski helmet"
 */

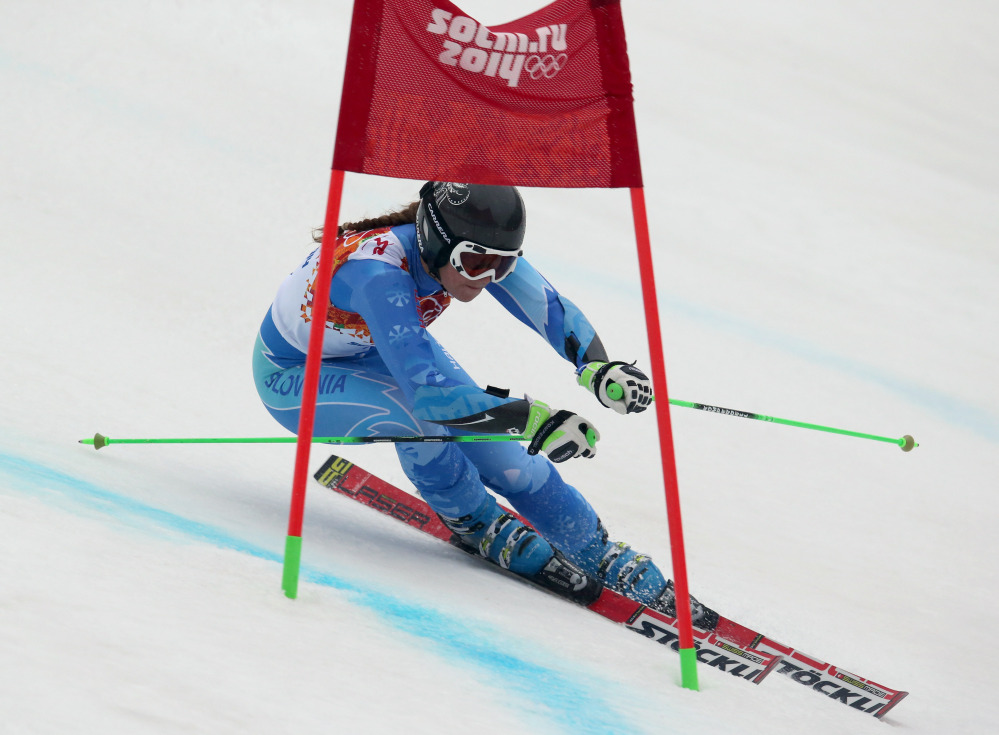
xmin=415 ymin=182 xmax=526 ymax=279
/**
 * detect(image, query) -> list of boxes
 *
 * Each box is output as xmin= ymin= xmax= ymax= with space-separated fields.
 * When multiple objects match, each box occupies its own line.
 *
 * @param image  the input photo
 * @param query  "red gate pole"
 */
xmin=282 ymin=167 xmax=346 ymax=598
xmin=630 ymin=186 xmax=699 ymax=689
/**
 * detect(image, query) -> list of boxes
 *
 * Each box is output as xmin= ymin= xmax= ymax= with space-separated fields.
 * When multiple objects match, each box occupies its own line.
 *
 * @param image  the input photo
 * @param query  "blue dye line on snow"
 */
xmin=0 ymin=451 xmax=646 ymax=735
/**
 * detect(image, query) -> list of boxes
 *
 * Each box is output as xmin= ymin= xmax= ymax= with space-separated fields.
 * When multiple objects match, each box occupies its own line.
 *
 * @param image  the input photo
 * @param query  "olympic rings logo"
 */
xmin=524 ymin=53 xmax=568 ymax=80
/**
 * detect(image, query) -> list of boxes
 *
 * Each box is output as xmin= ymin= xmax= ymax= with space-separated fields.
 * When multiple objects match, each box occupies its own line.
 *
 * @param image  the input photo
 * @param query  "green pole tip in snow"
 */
xmin=78 ymin=433 xmax=109 ymax=449
xmin=900 ymin=434 xmax=918 ymax=452
xmin=282 ymin=535 xmax=302 ymax=599
xmin=679 ymin=647 xmax=700 ymax=691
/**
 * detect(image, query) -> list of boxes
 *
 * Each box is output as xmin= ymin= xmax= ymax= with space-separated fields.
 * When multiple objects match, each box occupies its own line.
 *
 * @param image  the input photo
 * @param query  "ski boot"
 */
xmin=569 ymin=519 xmax=719 ymax=630
xmin=649 ymin=579 xmax=720 ymax=631
xmin=440 ymin=495 xmax=602 ymax=605
xmin=439 ymin=494 xmax=555 ymax=577
xmin=568 ymin=519 xmax=665 ymax=602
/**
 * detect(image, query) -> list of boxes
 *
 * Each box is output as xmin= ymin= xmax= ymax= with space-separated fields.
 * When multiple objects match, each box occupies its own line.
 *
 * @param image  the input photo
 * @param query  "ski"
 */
xmin=313 ymin=454 xmax=907 ymax=718
xmin=701 ymin=607 xmax=908 ymax=718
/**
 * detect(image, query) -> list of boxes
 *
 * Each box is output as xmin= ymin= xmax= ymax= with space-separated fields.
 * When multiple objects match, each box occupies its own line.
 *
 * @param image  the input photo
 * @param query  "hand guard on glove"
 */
xmin=523 ymin=399 xmax=600 ymax=463
xmin=577 ymin=361 xmax=653 ymax=415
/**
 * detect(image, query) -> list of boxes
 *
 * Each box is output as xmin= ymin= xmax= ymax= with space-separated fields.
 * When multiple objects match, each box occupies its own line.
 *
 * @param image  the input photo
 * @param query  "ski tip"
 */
xmin=900 ymin=434 xmax=917 ymax=452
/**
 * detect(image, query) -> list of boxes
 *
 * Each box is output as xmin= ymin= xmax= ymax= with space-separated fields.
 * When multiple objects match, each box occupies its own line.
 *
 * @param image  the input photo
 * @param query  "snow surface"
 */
xmin=2 ymin=1 xmax=997 ymax=733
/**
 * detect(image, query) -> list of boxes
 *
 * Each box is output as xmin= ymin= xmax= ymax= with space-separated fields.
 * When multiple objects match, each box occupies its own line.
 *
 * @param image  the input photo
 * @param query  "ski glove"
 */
xmin=523 ymin=399 xmax=600 ymax=462
xmin=577 ymin=361 xmax=653 ymax=415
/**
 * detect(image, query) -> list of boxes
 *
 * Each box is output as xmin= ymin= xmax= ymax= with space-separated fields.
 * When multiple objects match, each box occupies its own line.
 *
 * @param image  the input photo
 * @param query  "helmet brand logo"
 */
xmin=426 ymin=201 xmax=451 ymax=245
xmin=434 ymin=182 xmax=470 ymax=207
xmin=426 ymin=9 xmax=568 ymax=88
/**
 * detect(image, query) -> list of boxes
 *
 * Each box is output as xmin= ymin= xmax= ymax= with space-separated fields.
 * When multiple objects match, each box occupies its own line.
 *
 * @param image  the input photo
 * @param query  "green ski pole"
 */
xmin=82 ymin=391 xmax=918 ymax=454
xmin=80 ymin=433 xmax=527 ymax=450
xmin=603 ymin=384 xmax=917 ymax=452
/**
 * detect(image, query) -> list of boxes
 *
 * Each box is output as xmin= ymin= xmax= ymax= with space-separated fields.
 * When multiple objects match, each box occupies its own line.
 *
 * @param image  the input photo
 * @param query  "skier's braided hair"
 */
xmin=312 ymin=201 xmax=421 ymax=242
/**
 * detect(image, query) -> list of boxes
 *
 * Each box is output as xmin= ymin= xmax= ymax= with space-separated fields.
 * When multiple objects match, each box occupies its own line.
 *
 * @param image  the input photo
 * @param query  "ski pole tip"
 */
xmin=90 ymin=433 xmax=108 ymax=450
xmin=900 ymin=434 xmax=917 ymax=452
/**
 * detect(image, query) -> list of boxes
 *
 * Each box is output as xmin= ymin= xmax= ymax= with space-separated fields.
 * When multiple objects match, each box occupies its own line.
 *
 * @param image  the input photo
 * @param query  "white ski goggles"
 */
xmin=449 ymin=240 xmax=522 ymax=282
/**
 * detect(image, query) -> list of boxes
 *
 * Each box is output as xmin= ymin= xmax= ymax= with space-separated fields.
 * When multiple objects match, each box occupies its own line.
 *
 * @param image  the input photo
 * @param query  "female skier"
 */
xmin=253 ymin=181 xmax=714 ymax=625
